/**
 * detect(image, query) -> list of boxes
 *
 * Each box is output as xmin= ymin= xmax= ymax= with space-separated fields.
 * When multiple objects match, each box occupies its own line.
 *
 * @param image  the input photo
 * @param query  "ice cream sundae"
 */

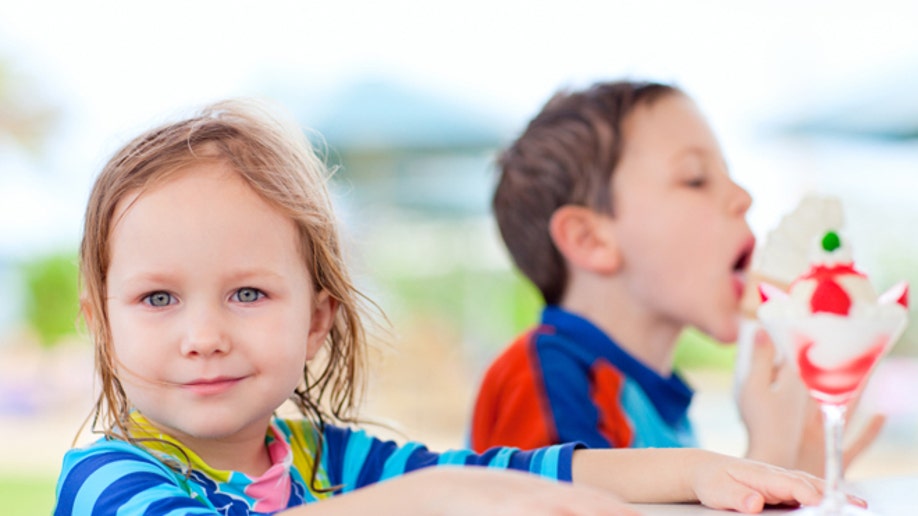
xmin=740 ymin=195 xmax=846 ymax=318
xmin=757 ymin=230 xmax=908 ymax=405
xmin=752 ymin=205 xmax=909 ymax=515
xmin=735 ymin=195 xmax=846 ymax=391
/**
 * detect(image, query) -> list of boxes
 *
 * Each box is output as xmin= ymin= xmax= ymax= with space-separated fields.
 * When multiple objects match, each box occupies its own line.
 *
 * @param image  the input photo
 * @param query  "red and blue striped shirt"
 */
xmin=471 ymin=306 xmax=696 ymax=452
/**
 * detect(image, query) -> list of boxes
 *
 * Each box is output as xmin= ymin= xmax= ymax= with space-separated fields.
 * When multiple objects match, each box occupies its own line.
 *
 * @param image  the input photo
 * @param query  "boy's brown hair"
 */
xmin=493 ymin=80 xmax=680 ymax=304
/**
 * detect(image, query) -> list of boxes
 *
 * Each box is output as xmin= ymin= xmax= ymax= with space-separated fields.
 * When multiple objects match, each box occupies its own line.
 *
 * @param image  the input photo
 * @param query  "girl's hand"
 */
xmin=689 ymin=452 xmax=866 ymax=513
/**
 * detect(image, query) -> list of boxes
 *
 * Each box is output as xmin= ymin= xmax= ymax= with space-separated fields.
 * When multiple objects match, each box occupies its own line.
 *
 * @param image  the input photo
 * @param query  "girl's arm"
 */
xmin=571 ymin=447 xmax=855 ymax=513
xmin=282 ymin=466 xmax=639 ymax=516
xmin=284 ymin=448 xmax=858 ymax=515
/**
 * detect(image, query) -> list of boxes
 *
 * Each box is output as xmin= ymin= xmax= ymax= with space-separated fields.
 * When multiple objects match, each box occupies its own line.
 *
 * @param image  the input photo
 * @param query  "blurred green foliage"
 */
xmin=20 ymin=251 xmax=80 ymax=348
xmin=0 ymin=475 xmax=55 ymax=515
xmin=673 ymin=326 xmax=737 ymax=370
xmin=870 ymin=238 xmax=918 ymax=356
xmin=378 ymin=267 xmax=542 ymax=354
xmin=379 ymin=262 xmax=736 ymax=370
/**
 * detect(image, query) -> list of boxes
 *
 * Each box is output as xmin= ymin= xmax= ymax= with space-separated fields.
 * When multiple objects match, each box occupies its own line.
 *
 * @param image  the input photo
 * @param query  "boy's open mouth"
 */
xmin=733 ymin=238 xmax=754 ymax=275
xmin=731 ymin=238 xmax=755 ymax=298
xmin=733 ymin=247 xmax=752 ymax=274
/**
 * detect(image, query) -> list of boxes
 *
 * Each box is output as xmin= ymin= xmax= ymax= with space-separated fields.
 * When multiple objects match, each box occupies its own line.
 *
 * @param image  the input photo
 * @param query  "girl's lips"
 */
xmin=182 ymin=376 xmax=244 ymax=396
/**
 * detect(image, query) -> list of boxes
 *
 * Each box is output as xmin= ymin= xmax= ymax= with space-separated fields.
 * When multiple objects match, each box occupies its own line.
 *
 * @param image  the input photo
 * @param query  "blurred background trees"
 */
xmin=20 ymin=252 xmax=79 ymax=349
xmin=0 ymin=56 xmax=58 ymax=153
xmin=0 ymin=54 xmax=73 ymax=350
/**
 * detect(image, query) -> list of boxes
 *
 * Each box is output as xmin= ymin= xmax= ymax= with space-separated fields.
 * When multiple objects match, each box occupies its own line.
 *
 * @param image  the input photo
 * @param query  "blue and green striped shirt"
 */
xmin=54 ymin=416 xmax=579 ymax=515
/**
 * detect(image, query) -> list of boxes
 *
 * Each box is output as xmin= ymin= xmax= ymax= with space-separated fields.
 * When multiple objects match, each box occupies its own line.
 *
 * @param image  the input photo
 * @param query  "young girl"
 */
xmin=54 ymin=99 xmax=838 ymax=515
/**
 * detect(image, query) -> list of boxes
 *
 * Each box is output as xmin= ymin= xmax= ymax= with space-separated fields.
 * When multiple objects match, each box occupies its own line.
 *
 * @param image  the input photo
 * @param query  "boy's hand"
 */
xmin=739 ymin=329 xmax=885 ymax=474
xmin=739 ymin=328 xmax=808 ymax=467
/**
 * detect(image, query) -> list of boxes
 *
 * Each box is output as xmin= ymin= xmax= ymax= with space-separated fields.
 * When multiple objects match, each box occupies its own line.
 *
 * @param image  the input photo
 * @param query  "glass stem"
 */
xmin=821 ymin=402 xmax=847 ymax=510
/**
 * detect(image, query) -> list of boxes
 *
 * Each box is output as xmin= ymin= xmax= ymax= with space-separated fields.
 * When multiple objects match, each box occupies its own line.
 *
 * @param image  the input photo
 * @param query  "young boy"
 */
xmin=469 ymin=80 xmax=879 ymax=472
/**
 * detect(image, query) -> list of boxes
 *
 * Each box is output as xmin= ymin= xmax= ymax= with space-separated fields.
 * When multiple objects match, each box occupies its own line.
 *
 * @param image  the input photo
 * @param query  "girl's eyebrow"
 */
xmin=116 ymin=271 xmax=177 ymax=286
xmin=119 ymin=268 xmax=286 ymax=284
xmin=224 ymin=268 xmax=286 ymax=282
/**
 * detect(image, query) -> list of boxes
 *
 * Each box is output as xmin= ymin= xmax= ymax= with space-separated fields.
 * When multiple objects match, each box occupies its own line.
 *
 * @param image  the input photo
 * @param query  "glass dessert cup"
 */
xmin=760 ymin=296 xmax=908 ymax=516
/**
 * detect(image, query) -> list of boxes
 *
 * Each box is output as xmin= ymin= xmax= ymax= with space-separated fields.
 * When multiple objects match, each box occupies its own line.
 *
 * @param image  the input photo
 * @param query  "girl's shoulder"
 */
xmin=61 ymin=436 xmax=183 ymax=474
xmin=55 ymin=438 xmax=205 ymax=515
xmin=58 ymin=437 xmax=190 ymax=493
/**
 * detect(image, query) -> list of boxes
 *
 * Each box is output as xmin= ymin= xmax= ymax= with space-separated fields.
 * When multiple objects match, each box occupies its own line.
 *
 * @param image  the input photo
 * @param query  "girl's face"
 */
xmin=103 ymin=161 xmax=334 ymax=454
xmin=608 ymin=93 xmax=754 ymax=344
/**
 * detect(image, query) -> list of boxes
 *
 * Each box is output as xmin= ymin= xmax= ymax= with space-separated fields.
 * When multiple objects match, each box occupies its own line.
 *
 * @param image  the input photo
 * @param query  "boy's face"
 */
xmin=610 ymin=93 xmax=754 ymax=344
xmin=103 ymin=162 xmax=333 ymax=453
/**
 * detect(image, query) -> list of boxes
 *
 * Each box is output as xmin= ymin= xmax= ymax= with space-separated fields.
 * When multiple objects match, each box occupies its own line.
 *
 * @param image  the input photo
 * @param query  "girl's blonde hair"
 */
xmin=81 ymin=99 xmax=367 ymax=443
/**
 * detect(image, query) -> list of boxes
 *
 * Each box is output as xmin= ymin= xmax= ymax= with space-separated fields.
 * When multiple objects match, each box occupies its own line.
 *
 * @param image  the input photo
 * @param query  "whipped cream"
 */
xmin=752 ymin=195 xmax=845 ymax=285
xmin=785 ymin=230 xmax=878 ymax=318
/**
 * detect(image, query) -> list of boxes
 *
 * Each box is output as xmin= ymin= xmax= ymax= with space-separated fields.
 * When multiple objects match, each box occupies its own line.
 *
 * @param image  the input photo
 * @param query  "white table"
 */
xmin=634 ymin=476 xmax=918 ymax=515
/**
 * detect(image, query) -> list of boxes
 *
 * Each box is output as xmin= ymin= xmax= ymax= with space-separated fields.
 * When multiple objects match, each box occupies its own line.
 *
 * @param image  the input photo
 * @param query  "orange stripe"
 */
xmin=590 ymin=360 xmax=633 ymax=448
xmin=471 ymin=330 xmax=555 ymax=451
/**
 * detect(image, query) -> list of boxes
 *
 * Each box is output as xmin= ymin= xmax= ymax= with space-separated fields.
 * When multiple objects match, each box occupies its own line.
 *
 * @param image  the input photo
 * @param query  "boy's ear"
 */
xmin=306 ymin=289 xmax=338 ymax=359
xmin=549 ymin=205 xmax=621 ymax=275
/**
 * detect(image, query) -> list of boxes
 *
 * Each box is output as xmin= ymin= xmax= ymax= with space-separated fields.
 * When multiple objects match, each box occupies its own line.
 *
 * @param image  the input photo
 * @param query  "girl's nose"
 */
xmin=180 ymin=305 xmax=230 ymax=357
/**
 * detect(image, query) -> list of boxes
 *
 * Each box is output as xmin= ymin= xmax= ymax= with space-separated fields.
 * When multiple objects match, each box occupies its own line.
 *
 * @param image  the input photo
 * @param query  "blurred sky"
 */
xmin=2 ymin=0 xmax=918 ymax=311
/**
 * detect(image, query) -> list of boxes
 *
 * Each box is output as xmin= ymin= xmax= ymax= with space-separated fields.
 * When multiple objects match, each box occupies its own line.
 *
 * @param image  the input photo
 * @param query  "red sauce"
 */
xmin=796 ymin=335 xmax=888 ymax=405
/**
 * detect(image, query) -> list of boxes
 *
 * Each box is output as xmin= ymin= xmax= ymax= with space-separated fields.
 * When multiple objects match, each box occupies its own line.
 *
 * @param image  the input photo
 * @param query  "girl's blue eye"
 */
xmin=234 ymin=287 xmax=264 ymax=303
xmin=145 ymin=291 xmax=173 ymax=307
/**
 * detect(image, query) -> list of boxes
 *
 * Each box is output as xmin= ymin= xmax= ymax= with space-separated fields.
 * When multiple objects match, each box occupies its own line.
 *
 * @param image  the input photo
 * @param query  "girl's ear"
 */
xmin=80 ymin=296 xmax=94 ymax=327
xmin=306 ymin=289 xmax=338 ymax=359
xmin=549 ymin=205 xmax=621 ymax=275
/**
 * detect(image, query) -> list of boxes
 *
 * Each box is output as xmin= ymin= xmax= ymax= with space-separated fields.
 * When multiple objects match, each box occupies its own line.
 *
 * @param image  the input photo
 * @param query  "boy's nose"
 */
xmin=180 ymin=305 xmax=230 ymax=357
xmin=729 ymin=181 xmax=753 ymax=215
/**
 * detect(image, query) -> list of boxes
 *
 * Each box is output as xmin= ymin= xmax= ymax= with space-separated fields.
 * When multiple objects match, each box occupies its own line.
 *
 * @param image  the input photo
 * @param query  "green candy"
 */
xmin=822 ymin=230 xmax=841 ymax=252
